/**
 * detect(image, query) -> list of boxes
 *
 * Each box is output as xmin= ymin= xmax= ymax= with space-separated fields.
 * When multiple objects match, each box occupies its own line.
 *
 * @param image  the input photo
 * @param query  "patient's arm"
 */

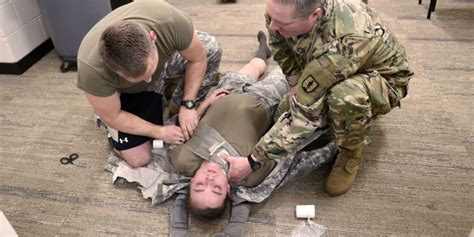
xmin=196 ymin=88 xmax=229 ymax=117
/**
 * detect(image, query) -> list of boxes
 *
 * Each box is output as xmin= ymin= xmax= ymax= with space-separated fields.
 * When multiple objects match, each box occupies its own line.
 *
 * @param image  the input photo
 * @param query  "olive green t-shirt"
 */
xmin=76 ymin=1 xmax=194 ymax=97
xmin=169 ymin=94 xmax=277 ymax=187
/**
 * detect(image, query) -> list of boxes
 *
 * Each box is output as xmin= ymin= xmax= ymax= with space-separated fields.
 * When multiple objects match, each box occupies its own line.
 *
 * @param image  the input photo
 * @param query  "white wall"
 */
xmin=0 ymin=0 xmax=49 ymax=63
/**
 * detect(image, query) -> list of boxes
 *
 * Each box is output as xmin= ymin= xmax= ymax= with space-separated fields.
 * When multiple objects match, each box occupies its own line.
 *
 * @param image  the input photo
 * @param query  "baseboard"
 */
xmin=0 ymin=39 xmax=54 ymax=75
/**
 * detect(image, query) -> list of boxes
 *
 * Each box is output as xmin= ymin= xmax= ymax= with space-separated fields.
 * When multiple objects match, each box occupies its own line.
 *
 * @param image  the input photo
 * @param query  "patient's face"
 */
xmin=190 ymin=161 xmax=229 ymax=209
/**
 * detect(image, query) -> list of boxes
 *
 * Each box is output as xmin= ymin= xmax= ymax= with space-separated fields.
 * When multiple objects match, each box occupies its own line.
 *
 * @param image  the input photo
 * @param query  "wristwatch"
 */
xmin=180 ymin=100 xmax=196 ymax=109
xmin=247 ymin=154 xmax=262 ymax=171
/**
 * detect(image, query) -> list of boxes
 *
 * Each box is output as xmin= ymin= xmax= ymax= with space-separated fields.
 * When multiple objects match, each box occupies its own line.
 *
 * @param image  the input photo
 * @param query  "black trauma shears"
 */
xmin=60 ymin=153 xmax=86 ymax=167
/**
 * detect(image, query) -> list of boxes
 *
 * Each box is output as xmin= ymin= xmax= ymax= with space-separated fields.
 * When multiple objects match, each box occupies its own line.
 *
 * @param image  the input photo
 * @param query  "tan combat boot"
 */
xmin=325 ymin=146 xmax=364 ymax=196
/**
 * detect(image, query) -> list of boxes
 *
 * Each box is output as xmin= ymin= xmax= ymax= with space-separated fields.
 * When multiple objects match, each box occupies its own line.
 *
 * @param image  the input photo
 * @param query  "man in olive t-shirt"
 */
xmin=76 ymin=1 xmax=222 ymax=168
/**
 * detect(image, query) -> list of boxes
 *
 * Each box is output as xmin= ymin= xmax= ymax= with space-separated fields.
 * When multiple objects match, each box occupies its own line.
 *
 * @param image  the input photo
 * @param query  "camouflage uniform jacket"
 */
xmin=254 ymin=0 xmax=414 ymax=162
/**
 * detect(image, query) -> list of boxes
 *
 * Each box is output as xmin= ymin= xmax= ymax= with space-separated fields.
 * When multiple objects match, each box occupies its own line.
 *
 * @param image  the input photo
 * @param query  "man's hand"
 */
xmin=222 ymin=155 xmax=252 ymax=183
xmin=159 ymin=125 xmax=185 ymax=144
xmin=178 ymin=107 xmax=198 ymax=140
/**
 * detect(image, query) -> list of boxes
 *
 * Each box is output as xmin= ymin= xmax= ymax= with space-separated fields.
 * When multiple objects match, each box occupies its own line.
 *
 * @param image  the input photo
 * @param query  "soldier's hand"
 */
xmin=178 ymin=107 xmax=198 ymax=141
xmin=159 ymin=125 xmax=185 ymax=145
xmin=222 ymin=155 xmax=252 ymax=183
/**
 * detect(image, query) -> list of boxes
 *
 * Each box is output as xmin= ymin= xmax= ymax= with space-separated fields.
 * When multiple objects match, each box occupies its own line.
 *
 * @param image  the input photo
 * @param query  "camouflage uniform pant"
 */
xmin=149 ymin=31 xmax=222 ymax=110
xmin=217 ymin=67 xmax=290 ymax=116
xmin=327 ymin=71 xmax=403 ymax=150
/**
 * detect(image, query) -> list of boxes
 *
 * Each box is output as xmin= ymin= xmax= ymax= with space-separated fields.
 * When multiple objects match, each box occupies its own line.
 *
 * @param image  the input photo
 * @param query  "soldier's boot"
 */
xmin=325 ymin=145 xmax=364 ymax=196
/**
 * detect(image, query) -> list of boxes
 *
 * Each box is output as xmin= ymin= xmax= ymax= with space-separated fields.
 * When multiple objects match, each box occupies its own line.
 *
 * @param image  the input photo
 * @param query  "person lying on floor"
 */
xmin=168 ymin=32 xmax=335 ymax=221
xmin=168 ymin=31 xmax=281 ymax=219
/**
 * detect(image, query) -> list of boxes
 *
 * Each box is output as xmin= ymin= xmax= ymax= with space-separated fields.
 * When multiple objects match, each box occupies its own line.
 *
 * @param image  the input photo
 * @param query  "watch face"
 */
xmin=181 ymin=100 xmax=196 ymax=109
xmin=253 ymin=162 xmax=262 ymax=170
xmin=186 ymin=101 xmax=193 ymax=108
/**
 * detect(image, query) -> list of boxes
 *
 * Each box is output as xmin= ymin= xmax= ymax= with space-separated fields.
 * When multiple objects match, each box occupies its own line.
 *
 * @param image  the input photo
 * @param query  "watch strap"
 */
xmin=247 ymin=154 xmax=261 ymax=171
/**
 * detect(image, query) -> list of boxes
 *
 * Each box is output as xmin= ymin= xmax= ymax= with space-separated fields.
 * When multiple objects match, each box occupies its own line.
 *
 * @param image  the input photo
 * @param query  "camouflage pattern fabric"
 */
xmin=217 ymin=67 xmax=290 ymax=115
xmin=149 ymin=31 xmax=222 ymax=109
xmin=233 ymin=129 xmax=337 ymax=204
xmin=327 ymin=71 xmax=395 ymax=150
xmin=105 ymin=149 xmax=190 ymax=206
xmin=254 ymin=0 xmax=414 ymax=161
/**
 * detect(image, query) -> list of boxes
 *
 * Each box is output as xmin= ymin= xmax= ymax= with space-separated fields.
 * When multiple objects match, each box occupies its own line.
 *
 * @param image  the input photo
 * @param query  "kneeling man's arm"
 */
xmin=84 ymin=91 xmax=183 ymax=144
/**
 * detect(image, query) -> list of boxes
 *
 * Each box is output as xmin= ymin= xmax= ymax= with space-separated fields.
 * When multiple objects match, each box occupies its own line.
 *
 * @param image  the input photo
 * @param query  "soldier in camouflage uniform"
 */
xmin=224 ymin=0 xmax=414 ymax=196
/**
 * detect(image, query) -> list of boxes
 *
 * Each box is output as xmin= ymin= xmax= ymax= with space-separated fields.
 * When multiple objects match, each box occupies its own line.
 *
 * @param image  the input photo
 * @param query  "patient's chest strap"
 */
xmin=184 ymin=123 xmax=240 ymax=173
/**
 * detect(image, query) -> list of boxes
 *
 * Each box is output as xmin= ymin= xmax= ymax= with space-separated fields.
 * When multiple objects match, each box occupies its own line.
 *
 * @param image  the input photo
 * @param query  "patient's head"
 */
xmin=188 ymin=161 xmax=230 ymax=220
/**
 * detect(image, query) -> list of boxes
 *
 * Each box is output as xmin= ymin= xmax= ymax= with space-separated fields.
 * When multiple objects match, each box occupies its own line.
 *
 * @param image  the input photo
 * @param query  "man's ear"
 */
xmin=149 ymin=31 xmax=157 ymax=43
xmin=310 ymin=7 xmax=322 ymax=22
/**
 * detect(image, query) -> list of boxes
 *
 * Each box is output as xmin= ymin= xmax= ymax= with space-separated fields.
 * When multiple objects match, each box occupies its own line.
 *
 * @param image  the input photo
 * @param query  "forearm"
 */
xmin=85 ymin=91 xmax=167 ymax=140
xmin=253 ymin=95 xmax=325 ymax=162
xmin=183 ymin=59 xmax=206 ymax=101
xmin=252 ymin=53 xmax=357 ymax=162
xmin=102 ymin=110 xmax=162 ymax=139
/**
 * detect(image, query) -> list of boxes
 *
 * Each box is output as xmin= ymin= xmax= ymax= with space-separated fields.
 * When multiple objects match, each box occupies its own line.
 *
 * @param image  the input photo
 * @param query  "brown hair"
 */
xmin=188 ymin=191 xmax=228 ymax=221
xmin=275 ymin=0 xmax=324 ymax=19
xmin=99 ymin=21 xmax=153 ymax=78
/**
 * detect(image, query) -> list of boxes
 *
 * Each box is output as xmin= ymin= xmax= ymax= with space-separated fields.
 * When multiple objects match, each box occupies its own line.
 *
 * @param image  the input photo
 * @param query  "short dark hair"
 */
xmin=99 ymin=21 xmax=153 ymax=78
xmin=188 ymin=191 xmax=228 ymax=221
xmin=275 ymin=0 xmax=324 ymax=19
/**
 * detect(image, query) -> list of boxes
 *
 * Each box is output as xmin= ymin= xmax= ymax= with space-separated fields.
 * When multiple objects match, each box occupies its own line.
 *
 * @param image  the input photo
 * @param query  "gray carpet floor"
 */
xmin=0 ymin=0 xmax=473 ymax=236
